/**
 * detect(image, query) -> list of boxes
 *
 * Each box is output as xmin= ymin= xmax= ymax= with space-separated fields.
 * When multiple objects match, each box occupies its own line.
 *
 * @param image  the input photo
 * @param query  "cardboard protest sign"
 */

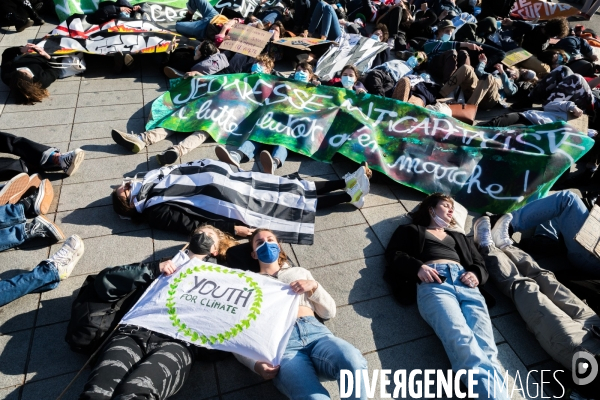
xmin=121 ymin=252 xmax=300 ymax=364
xmin=502 ymin=48 xmax=533 ymax=67
xmin=575 ymin=205 xmax=600 ymax=259
xmin=315 ymin=33 xmax=388 ymax=81
xmin=273 ymin=37 xmax=331 ymax=51
xmin=510 ymin=0 xmax=580 ymax=20
xmin=219 ymin=24 xmax=273 ymax=58
xmin=147 ymin=73 xmax=594 ymax=214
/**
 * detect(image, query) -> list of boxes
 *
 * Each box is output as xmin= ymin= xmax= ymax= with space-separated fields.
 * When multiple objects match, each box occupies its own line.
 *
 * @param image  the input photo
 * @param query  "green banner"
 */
xmin=147 ymin=73 xmax=593 ymax=214
xmin=53 ymin=0 xmax=190 ymax=21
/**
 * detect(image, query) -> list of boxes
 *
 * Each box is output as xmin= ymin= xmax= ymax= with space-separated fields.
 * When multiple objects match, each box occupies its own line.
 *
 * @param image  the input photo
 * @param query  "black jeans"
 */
xmin=80 ymin=325 xmax=194 ymax=400
xmin=314 ymin=179 xmax=351 ymax=209
xmin=0 ymin=131 xmax=57 ymax=181
xmin=477 ymin=112 xmax=531 ymax=127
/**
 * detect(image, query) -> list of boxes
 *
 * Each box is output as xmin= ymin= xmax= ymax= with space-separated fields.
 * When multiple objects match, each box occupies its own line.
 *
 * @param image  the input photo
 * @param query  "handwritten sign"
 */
xmin=510 ymin=0 xmax=580 ymax=20
xmin=219 ymin=24 xmax=273 ymax=58
xmin=502 ymin=48 xmax=533 ymax=67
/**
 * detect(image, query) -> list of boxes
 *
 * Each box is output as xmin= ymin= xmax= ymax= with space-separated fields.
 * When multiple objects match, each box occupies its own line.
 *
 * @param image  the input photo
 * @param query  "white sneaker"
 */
xmin=59 ymin=148 xmax=85 ymax=176
xmin=473 ymin=216 xmax=493 ymax=248
xmin=345 ymin=183 xmax=366 ymax=209
xmin=343 ymin=166 xmax=370 ymax=196
xmin=491 ymin=214 xmax=513 ymax=249
xmin=48 ymin=234 xmax=85 ymax=280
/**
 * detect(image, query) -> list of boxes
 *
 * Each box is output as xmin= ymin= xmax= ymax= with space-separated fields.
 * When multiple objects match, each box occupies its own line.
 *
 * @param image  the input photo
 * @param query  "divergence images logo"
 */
xmin=166 ymin=265 xmax=263 ymax=345
xmin=572 ymin=351 xmax=599 ymax=386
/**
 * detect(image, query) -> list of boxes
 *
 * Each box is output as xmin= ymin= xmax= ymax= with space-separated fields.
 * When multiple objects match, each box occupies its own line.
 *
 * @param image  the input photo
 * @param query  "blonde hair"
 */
xmin=192 ymin=224 xmax=237 ymax=260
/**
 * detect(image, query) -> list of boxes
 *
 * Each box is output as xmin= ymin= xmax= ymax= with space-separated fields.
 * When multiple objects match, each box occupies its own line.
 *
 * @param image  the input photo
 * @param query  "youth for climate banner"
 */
xmin=510 ymin=0 xmax=580 ymax=20
xmin=121 ymin=252 xmax=299 ymax=364
xmin=146 ymin=73 xmax=594 ymax=214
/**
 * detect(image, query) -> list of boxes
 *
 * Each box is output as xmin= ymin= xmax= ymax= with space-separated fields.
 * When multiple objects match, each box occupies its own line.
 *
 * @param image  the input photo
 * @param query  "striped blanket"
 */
xmin=133 ymin=159 xmax=317 ymax=245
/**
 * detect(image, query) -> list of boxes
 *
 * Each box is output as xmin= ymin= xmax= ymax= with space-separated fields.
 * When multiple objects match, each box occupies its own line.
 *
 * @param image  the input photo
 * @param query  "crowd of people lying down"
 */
xmin=1 ymin=0 xmax=600 ymax=398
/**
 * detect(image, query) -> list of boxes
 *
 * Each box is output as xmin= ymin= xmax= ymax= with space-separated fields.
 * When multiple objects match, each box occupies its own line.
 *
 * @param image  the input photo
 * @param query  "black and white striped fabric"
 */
xmin=133 ymin=159 xmax=317 ymax=245
xmin=315 ymin=33 xmax=389 ymax=81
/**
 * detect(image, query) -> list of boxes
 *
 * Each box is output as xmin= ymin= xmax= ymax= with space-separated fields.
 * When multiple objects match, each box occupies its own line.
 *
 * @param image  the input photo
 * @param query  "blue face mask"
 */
xmin=406 ymin=56 xmax=419 ymax=69
xmin=371 ymin=34 xmax=380 ymax=41
xmin=557 ymin=54 xmax=564 ymax=64
xmin=294 ymin=70 xmax=310 ymax=82
xmin=255 ymin=241 xmax=280 ymax=264
xmin=341 ymin=75 xmax=355 ymax=89
xmin=251 ymin=63 xmax=263 ymax=73
xmin=441 ymin=33 xmax=451 ymax=42
xmin=496 ymin=21 xmax=502 ymax=30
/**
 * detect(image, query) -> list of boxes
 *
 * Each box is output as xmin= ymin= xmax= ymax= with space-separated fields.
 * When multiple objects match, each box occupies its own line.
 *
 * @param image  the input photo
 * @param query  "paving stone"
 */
xmin=142 ymin=75 xmax=169 ymax=90
xmin=222 ymin=382 xmax=284 ymax=400
xmin=49 ymin=80 xmax=81 ymax=95
xmin=310 ymin=255 xmax=390 ymax=306
xmin=0 ymin=329 xmax=32 ymax=388
xmin=0 ymin=91 xmax=8 ymax=114
xmin=496 ymin=343 xmax=542 ymax=400
xmin=58 ymin=178 xmax=121 ymax=212
xmin=181 ymin=143 xmax=219 ymax=164
xmin=493 ymin=313 xmax=550 ymax=367
xmin=0 ymin=30 xmax=38 ymax=46
xmin=143 ymin=88 xmax=167 ymax=102
xmin=67 ymin=136 xmax=136 ymax=159
xmin=361 ymin=202 xmax=411 ymax=248
xmin=77 ymin=90 xmax=144 ymax=108
xmin=216 ymin=354 xmax=265 ymax=393
xmin=152 ymin=229 xmax=190 ymax=262
xmin=53 ymin=230 xmax=155 ymax=277
xmin=526 ymin=360 xmax=567 ymax=399
xmin=21 ymin=371 xmax=87 ymax=400
xmin=0 ymin=386 xmax=19 ymax=400
xmin=275 ymin=154 xmax=336 ymax=178
xmin=79 ymin=77 xmax=142 ymax=92
xmin=62 ymin=153 xmax=147 ymax=184
xmin=5 ymin=124 xmax=72 ymax=145
xmin=325 ymin=296 xmax=433 ymax=354
xmin=485 ymin=280 xmax=517 ymax=317
xmin=390 ymin=183 xmax=427 ymax=213
xmin=0 ymin=293 xmax=39 ymax=334
xmin=55 ymin=204 xmax=149 ymax=239
xmin=74 ymin=103 xmax=144 ymax=123
xmin=292 ymin=224 xmax=385 ymax=269
xmin=0 ymin=108 xmax=75 ymax=129
xmin=3 ymin=93 xmax=78 ymax=113
xmin=37 ymin=274 xmax=88 ymax=327
xmin=71 ymin=118 xmax=146 ymax=141
xmin=26 ymin=322 xmax=88 ymax=382
xmin=0 ymin=247 xmax=51 ymax=280
xmin=311 ymin=174 xmax=368 ymax=232
xmin=170 ymin=360 xmax=219 ymax=400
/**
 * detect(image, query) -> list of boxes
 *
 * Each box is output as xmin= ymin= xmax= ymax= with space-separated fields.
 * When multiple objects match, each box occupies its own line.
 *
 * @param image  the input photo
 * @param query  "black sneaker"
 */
xmin=32 ymin=17 xmax=45 ymax=26
xmin=13 ymin=16 xmax=34 ymax=32
xmin=18 ymin=179 xmax=54 ymax=218
xmin=25 ymin=215 xmax=65 ymax=242
xmin=156 ymin=148 xmax=179 ymax=166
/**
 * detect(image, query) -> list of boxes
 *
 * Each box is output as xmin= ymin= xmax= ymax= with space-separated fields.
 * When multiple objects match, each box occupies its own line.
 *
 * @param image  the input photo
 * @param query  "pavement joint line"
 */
xmin=302 ymin=254 xmax=387 ymax=271
xmin=360 ymin=332 xmax=439 ymax=356
xmin=335 ymin=293 xmax=394 ymax=309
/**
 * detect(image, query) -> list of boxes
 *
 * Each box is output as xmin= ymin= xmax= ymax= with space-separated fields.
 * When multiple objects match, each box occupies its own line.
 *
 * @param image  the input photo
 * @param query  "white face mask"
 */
xmin=430 ymin=207 xmax=450 ymax=228
xmin=16 ymin=67 xmax=33 ymax=77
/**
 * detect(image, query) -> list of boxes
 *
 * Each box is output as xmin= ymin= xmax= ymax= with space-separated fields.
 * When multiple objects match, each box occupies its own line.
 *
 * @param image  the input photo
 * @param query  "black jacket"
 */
xmin=384 ymin=223 xmax=490 ymax=304
xmin=143 ymin=202 xmax=237 ymax=237
xmin=363 ymin=69 xmax=395 ymax=98
xmin=1 ymin=47 xmax=59 ymax=89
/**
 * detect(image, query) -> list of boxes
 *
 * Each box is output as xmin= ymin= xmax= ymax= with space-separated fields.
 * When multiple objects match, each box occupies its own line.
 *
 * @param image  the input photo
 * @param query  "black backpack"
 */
xmin=65 ymin=275 xmax=144 ymax=354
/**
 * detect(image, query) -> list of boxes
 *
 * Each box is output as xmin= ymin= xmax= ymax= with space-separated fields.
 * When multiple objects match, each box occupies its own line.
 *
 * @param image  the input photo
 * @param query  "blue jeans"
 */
xmin=0 ymin=261 xmax=59 ymax=306
xmin=175 ymin=0 xmax=219 ymax=38
xmin=0 ymin=203 xmax=28 ymax=252
xmin=273 ymin=316 xmax=368 ymax=400
xmin=308 ymin=1 xmax=342 ymax=41
xmin=417 ymin=264 xmax=510 ymax=400
xmin=511 ymin=191 xmax=600 ymax=276
xmin=238 ymin=140 xmax=288 ymax=166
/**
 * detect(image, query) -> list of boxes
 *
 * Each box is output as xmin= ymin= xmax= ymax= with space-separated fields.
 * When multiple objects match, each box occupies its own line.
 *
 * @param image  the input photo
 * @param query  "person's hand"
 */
xmin=133 ymin=5 xmax=141 ymax=10
xmin=302 ymin=30 xmax=309 ymax=38
xmin=439 ymin=9 xmax=449 ymax=20
xmin=590 ymin=54 xmax=598 ymax=62
xmin=501 ymin=18 xmax=513 ymax=27
xmin=421 ymin=2 xmax=428 ymax=11
xmin=168 ymin=36 xmax=180 ymax=53
xmin=290 ymin=280 xmax=318 ymax=294
xmin=460 ymin=271 xmax=479 ymax=288
xmin=465 ymin=43 xmax=483 ymax=51
xmin=254 ymin=362 xmax=280 ymax=380
xmin=418 ymin=265 xmax=442 ymax=283
xmin=356 ymin=87 xmax=367 ymax=94
xmin=184 ymin=71 xmax=203 ymax=78
xmin=572 ymin=106 xmax=584 ymax=117
xmin=310 ymin=78 xmax=321 ymax=86
xmin=120 ymin=6 xmax=132 ymax=12
xmin=478 ymin=53 xmax=487 ymax=63
xmin=494 ymin=63 xmax=504 ymax=73
xmin=234 ymin=225 xmax=255 ymax=237
xmin=160 ymin=260 xmax=177 ymax=276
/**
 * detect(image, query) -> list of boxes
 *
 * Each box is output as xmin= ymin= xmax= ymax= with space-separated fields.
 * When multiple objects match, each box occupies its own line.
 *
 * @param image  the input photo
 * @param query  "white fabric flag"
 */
xmin=121 ymin=252 xmax=300 ymax=365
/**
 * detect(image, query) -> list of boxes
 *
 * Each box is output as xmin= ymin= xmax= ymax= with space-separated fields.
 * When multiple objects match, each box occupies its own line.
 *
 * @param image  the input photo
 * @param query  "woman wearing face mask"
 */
xmin=233 ymin=228 xmax=369 ymax=400
xmin=331 ymin=65 xmax=367 ymax=94
xmin=362 ymin=52 xmax=427 ymax=98
xmin=1 ymin=43 xmax=60 ymax=104
xmin=291 ymin=61 xmax=320 ymax=86
xmin=385 ymin=193 xmax=510 ymax=400
xmin=370 ymin=23 xmax=392 ymax=68
xmin=79 ymin=225 xmax=236 ymax=399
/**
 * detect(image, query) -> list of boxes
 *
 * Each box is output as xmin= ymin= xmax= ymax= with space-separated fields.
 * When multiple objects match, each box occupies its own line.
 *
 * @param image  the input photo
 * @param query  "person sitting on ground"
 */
xmin=303 ymin=0 xmax=343 ymax=41
xmin=79 ymin=225 xmax=234 ymax=399
xmin=0 ymin=234 xmax=83 ymax=307
xmin=384 ymin=193 xmax=510 ymax=400
xmin=111 ymin=159 xmax=372 ymax=243
xmin=437 ymin=63 xmax=502 ymax=109
xmin=423 ymin=20 xmax=483 ymax=83
xmin=0 ymin=173 xmax=65 ymax=252
xmin=488 ymin=190 xmax=600 ymax=278
xmin=234 ymin=228 xmax=369 ymax=399
xmin=0 ymin=0 xmax=44 ymax=31
xmin=163 ymin=40 xmax=229 ymax=78
xmin=472 ymin=215 xmax=600 ymax=395
xmin=1 ymin=44 xmax=60 ymax=105
xmin=0 ymin=131 xmax=84 ymax=180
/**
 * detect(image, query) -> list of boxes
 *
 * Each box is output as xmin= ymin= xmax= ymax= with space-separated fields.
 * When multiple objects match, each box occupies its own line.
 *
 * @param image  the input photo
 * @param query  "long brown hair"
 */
xmin=192 ymin=224 xmax=237 ymax=260
xmin=409 ymin=193 xmax=457 ymax=227
xmin=10 ymin=71 xmax=49 ymax=105
xmin=250 ymin=228 xmax=288 ymax=267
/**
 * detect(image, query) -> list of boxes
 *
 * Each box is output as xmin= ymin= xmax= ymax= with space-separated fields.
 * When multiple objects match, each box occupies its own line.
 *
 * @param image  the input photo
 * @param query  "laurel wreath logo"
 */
xmin=166 ymin=265 xmax=263 ymax=345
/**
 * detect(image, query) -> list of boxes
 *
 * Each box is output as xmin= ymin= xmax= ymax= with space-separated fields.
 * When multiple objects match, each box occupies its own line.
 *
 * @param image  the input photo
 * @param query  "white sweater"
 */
xmin=234 ymin=263 xmax=336 ymax=371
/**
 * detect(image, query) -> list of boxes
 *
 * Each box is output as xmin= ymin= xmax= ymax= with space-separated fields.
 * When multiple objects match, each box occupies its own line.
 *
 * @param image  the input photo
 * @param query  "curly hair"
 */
xmin=538 ymin=48 xmax=568 ymax=66
xmin=191 ymin=224 xmax=238 ymax=260
xmin=374 ymin=23 xmax=389 ymax=43
xmin=255 ymin=53 xmax=275 ymax=72
xmin=250 ymin=228 xmax=289 ymax=267
xmin=197 ymin=40 xmax=218 ymax=60
xmin=409 ymin=193 xmax=457 ymax=227
xmin=544 ymin=18 xmax=569 ymax=39
xmin=10 ymin=71 xmax=49 ymax=105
